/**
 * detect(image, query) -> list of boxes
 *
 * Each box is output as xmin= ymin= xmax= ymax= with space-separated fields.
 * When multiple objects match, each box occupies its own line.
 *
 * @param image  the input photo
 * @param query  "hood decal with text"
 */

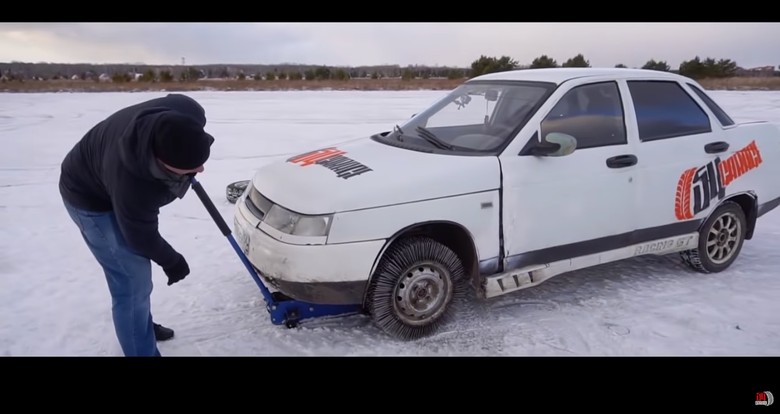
xmin=287 ymin=147 xmax=373 ymax=179
xmin=674 ymin=140 xmax=763 ymax=220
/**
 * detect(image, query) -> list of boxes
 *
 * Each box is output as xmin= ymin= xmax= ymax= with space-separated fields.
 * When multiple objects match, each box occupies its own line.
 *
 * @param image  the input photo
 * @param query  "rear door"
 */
xmin=625 ymin=79 xmax=731 ymax=237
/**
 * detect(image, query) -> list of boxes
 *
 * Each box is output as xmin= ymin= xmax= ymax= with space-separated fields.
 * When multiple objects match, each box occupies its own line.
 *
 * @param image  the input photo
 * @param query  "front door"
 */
xmin=500 ymin=80 xmax=639 ymax=270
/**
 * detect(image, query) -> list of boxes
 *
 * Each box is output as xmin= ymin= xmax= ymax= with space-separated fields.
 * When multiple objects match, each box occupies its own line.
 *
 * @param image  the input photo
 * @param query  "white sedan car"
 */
xmin=231 ymin=68 xmax=780 ymax=340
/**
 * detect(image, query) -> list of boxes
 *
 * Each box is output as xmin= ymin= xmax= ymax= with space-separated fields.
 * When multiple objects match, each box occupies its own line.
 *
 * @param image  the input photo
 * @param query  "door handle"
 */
xmin=705 ymin=141 xmax=730 ymax=154
xmin=606 ymin=154 xmax=638 ymax=169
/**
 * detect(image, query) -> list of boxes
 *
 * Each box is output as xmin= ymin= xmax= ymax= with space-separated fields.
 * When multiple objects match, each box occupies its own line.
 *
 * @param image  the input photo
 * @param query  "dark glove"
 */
xmin=164 ymin=254 xmax=190 ymax=286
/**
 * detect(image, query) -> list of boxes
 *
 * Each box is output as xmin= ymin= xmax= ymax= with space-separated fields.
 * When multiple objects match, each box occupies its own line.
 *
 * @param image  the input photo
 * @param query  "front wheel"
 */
xmin=365 ymin=236 xmax=467 ymax=340
xmin=680 ymin=201 xmax=747 ymax=273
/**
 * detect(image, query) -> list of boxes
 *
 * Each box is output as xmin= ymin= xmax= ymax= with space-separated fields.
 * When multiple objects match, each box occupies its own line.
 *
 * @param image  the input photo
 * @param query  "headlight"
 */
xmin=263 ymin=204 xmax=332 ymax=237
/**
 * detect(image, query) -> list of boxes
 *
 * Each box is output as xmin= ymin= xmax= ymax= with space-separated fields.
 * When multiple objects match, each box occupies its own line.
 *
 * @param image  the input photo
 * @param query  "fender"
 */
xmin=696 ymin=191 xmax=758 ymax=238
xmin=361 ymin=220 xmax=480 ymax=306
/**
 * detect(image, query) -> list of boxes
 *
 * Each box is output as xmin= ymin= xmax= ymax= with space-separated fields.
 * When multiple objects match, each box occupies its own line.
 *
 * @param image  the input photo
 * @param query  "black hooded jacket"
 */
xmin=59 ymin=93 xmax=209 ymax=270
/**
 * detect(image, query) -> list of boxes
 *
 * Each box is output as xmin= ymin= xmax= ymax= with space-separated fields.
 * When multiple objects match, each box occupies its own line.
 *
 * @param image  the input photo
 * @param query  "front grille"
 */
xmin=245 ymin=186 xmax=273 ymax=220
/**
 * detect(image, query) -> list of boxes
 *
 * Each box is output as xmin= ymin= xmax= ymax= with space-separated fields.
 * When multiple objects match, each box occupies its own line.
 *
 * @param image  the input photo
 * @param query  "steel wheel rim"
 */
xmin=392 ymin=261 xmax=452 ymax=326
xmin=706 ymin=212 xmax=741 ymax=265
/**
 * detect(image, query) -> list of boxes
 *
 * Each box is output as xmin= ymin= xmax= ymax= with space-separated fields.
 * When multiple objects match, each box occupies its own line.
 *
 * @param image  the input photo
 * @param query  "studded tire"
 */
xmin=365 ymin=236 xmax=467 ymax=341
xmin=680 ymin=201 xmax=747 ymax=273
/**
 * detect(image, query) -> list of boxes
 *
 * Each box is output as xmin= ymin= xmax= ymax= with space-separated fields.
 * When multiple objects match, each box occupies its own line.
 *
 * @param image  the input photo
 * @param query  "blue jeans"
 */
xmin=64 ymin=201 xmax=161 ymax=357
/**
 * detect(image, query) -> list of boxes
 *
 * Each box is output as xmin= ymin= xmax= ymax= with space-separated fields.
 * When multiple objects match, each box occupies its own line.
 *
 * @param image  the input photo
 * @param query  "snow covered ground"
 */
xmin=2 ymin=89 xmax=780 ymax=356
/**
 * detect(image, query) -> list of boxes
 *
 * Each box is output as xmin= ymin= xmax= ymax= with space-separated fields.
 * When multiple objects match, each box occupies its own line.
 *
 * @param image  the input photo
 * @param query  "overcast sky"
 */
xmin=1 ymin=23 xmax=778 ymax=69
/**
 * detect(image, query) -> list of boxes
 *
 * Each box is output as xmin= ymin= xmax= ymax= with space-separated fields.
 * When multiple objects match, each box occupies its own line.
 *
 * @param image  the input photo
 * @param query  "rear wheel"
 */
xmin=365 ymin=236 xmax=467 ymax=340
xmin=680 ymin=201 xmax=746 ymax=273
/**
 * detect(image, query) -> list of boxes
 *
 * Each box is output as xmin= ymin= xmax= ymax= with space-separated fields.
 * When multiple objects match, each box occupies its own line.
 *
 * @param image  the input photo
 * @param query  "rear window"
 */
xmin=686 ymin=83 xmax=736 ymax=127
xmin=627 ymin=80 xmax=712 ymax=142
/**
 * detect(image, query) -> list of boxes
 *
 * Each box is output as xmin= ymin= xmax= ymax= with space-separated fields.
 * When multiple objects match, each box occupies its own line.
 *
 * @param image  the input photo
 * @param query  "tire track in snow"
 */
xmin=0 ymin=181 xmax=53 ymax=188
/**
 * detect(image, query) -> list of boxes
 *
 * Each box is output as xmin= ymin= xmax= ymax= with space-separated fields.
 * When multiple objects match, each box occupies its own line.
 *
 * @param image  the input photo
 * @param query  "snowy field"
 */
xmin=2 ymin=89 xmax=780 ymax=356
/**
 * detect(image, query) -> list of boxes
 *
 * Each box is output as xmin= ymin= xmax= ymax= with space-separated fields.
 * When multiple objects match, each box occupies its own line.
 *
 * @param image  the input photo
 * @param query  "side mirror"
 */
xmin=531 ymin=132 xmax=577 ymax=157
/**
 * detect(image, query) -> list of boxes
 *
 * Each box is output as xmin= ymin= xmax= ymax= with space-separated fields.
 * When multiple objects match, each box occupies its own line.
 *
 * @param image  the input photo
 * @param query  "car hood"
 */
xmin=250 ymin=137 xmax=501 ymax=215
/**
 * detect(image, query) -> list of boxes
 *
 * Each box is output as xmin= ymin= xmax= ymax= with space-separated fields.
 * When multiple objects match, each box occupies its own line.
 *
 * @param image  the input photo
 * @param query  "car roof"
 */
xmin=468 ymin=67 xmax=689 ymax=85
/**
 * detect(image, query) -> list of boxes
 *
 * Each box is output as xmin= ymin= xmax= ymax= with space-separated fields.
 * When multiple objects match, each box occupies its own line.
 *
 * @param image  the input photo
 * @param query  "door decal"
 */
xmin=674 ymin=140 xmax=762 ymax=220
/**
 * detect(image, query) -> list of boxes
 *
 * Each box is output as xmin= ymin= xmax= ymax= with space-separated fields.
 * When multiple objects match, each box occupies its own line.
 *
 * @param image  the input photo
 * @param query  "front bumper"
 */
xmin=234 ymin=200 xmax=385 ymax=305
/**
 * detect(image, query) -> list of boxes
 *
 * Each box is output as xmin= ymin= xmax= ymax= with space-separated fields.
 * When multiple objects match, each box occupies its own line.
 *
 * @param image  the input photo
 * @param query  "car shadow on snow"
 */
xmin=479 ymin=253 xmax=710 ymax=311
xmin=294 ymin=252 xmax=713 ymax=343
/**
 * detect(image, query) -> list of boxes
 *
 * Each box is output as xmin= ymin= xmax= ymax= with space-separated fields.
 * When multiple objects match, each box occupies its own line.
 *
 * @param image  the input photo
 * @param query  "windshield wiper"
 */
xmin=415 ymin=126 xmax=453 ymax=150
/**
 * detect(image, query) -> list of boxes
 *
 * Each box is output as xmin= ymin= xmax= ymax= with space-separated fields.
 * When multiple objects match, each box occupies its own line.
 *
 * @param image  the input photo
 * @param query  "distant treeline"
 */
xmin=1 ymin=53 xmax=778 ymax=83
xmin=0 ymin=62 xmax=467 ymax=83
xmin=469 ymin=54 xmax=779 ymax=79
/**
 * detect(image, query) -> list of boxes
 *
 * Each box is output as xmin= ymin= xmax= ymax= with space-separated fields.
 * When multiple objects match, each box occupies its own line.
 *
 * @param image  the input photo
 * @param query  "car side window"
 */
xmin=540 ymin=81 xmax=626 ymax=149
xmin=686 ymin=83 xmax=736 ymax=127
xmin=628 ymin=80 xmax=712 ymax=142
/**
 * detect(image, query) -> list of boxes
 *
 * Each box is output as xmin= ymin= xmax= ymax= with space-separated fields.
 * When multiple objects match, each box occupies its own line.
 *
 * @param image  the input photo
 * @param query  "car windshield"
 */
xmin=375 ymin=81 xmax=555 ymax=154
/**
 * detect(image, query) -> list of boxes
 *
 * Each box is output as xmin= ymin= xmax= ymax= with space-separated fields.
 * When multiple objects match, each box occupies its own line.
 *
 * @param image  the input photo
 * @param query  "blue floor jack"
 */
xmin=190 ymin=176 xmax=363 ymax=328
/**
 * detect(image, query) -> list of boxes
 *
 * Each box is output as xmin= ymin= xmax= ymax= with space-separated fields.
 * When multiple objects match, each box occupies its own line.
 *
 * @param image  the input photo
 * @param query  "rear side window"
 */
xmin=628 ymin=80 xmax=712 ymax=142
xmin=687 ymin=83 xmax=735 ymax=127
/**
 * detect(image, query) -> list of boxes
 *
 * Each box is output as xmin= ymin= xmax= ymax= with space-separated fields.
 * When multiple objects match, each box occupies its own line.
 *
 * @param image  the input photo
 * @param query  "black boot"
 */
xmin=153 ymin=323 xmax=174 ymax=341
